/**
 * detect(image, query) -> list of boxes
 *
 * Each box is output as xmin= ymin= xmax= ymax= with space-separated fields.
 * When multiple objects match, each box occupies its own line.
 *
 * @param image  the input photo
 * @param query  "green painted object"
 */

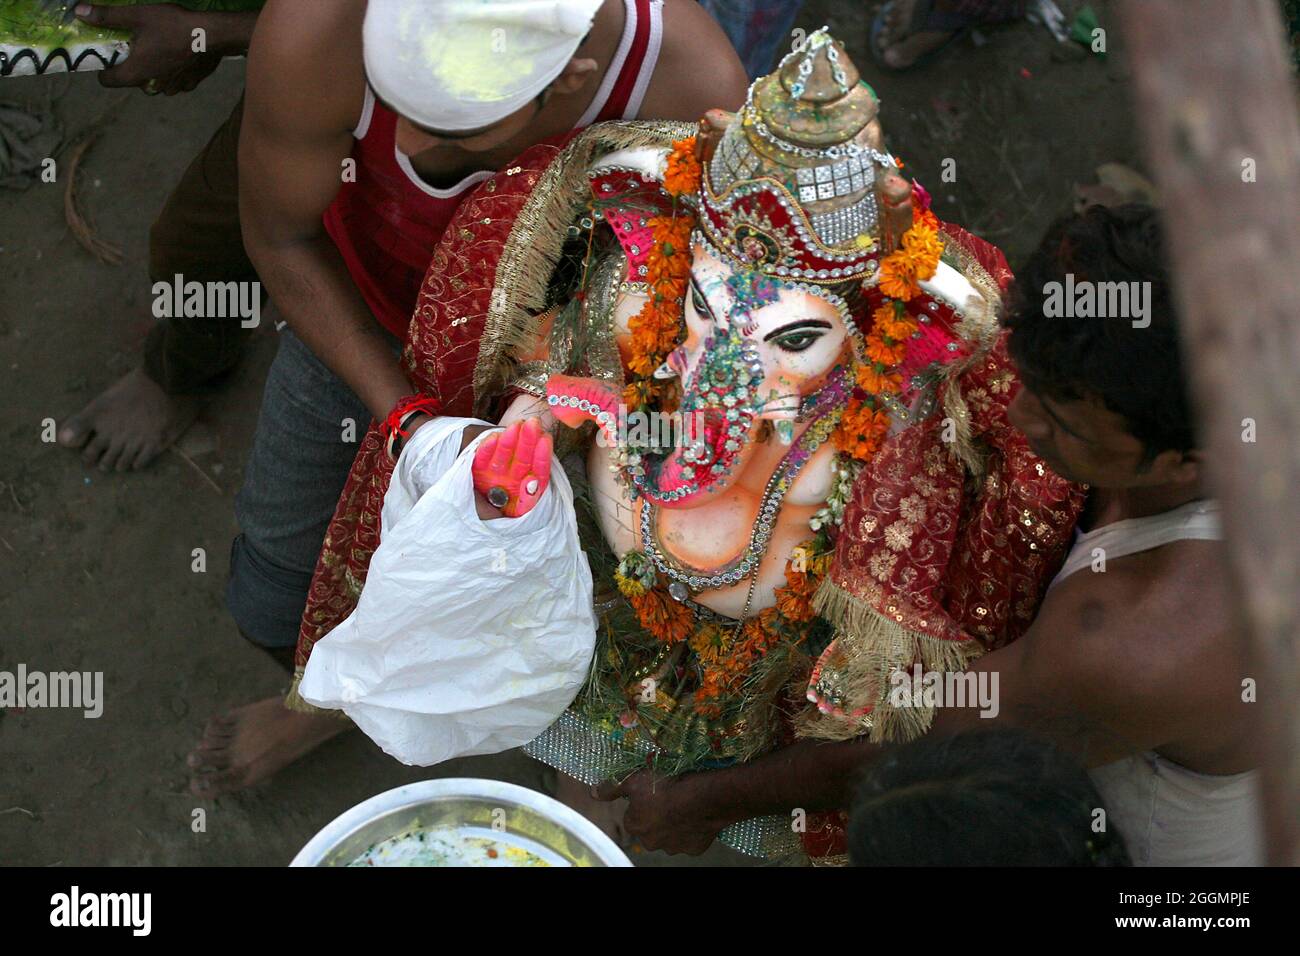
xmin=0 ymin=0 xmax=264 ymax=76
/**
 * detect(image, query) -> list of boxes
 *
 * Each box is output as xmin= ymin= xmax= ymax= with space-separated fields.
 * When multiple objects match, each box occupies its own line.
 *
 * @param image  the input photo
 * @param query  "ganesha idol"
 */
xmin=291 ymin=30 xmax=1084 ymax=861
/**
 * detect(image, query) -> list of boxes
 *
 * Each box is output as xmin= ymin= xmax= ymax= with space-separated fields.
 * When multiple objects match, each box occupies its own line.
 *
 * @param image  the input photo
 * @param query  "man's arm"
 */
xmin=639 ymin=0 xmax=750 ymax=118
xmin=199 ymin=8 xmax=259 ymax=56
xmin=239 ymin=0 xmax=414 ymax=422
xmin=610 ymin=549 xmax=1228 ymax=851
xmin=75 ymin=3 xmax=258 ymax=93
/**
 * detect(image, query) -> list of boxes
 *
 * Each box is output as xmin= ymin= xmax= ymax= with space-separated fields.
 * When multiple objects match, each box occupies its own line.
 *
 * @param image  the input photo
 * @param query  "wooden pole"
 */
xmin=1119 ymin=0 xmax=1300 ymax=864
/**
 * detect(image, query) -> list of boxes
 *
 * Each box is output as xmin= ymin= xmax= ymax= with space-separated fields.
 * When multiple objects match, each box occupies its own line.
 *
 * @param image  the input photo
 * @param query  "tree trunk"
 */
xmin=1119 ymin=0 xmax=1300 ymax=864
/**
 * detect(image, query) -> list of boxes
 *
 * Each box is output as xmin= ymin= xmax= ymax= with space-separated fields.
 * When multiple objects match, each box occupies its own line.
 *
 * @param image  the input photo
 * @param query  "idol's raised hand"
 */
xmin=471 ymin=417 xmax=553 ymax=518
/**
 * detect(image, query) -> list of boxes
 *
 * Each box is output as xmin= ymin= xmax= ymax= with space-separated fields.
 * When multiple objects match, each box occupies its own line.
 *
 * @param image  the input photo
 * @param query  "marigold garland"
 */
xmin=912 ymin=203 xmax=941 ymax=235
xmin=662 ymin=136 xmax=703 ymax=197
xmin=623 ymin=137 xmax=702 ymax=412
xmin=831 ymin=217 xmax=943 ymax=463
xmin=626 ymin=585 xmax=694 ymax=645
xmin=616 ymin=536 xmax=833 ymax=719
xmin=873 ymin=218 xmax=943 ymax=303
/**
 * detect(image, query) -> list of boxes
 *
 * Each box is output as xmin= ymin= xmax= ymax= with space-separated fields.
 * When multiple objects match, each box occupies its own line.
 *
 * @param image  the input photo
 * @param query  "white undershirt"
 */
xmin=1052 ymin=500 xmax=1264 ymax=866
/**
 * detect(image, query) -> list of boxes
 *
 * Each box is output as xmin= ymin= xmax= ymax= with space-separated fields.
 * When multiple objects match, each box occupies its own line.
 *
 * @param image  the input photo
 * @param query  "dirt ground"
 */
xmin=0 ymin=0 xmax=1136 ymax=866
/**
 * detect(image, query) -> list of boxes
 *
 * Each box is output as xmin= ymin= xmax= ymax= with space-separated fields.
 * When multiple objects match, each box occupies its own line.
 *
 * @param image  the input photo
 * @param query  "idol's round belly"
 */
xmin=587 ymin=442 xmax=830 ymax=619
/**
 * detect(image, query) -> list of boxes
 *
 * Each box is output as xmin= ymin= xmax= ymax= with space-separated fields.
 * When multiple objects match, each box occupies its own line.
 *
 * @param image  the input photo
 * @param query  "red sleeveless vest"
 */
xmin=321 ymin=0 xmax=663 ymax=341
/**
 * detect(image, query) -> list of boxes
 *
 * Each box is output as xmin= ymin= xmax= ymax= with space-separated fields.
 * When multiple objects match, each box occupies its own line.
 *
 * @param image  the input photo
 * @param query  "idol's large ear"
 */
xmin=587 ymin=146 xmax=673 ymax=181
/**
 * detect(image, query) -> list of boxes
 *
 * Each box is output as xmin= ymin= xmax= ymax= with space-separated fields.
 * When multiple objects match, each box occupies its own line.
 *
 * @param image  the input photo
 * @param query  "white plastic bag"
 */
xmin=298 ymin=416 xmax=596 ymax=766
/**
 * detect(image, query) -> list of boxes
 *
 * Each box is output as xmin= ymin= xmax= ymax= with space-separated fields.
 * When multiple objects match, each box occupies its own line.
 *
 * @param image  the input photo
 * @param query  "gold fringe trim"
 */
xmin=799 ymin=237 xmax=1005 ymax=743
xmin=799 ymin=578 xmax=984 ymax=743
xmin=283 ymin=669 xmax=352 ymax=721
xmin=472 ymin=120 xmax=695 ymax=415
xmin=940 ymin=227 xmax=1004 ymax=349
xmin=940 ymin=368 xmax=983 ymax=481
xmin=926 ymin=230 xmax=1008 ymax=482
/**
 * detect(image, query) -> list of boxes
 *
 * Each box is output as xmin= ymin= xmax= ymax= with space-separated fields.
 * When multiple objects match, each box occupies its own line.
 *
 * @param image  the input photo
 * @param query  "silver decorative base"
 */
xmin=524 ymin=709 xmax=804 ymax=860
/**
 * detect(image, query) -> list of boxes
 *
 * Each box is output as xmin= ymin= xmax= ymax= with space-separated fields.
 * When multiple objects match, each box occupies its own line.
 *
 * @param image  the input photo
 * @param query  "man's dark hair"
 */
xmin=847 ymin=729 xmax=1131 ymax=867
xmin=1005 ymin=203 xmax=1196 ymax=462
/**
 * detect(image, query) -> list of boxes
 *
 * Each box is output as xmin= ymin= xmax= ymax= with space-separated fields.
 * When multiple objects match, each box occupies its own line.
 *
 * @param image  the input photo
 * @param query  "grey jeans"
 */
xmin=226 ymin=328 xmax=381 ymax=650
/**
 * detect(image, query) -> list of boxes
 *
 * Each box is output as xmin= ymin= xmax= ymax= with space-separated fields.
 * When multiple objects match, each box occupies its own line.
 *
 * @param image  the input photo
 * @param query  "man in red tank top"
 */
xmin=188 ymin=0 xmax=748 ymax=797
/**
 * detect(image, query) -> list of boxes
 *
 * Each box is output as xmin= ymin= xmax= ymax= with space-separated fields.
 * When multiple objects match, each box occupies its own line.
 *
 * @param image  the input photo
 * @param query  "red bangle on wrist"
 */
xmin=382 ymin=394 xmax=442 ymax=459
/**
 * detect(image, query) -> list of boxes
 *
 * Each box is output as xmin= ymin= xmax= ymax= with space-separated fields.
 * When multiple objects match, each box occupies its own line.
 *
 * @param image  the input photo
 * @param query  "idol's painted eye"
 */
xmin=766 ymin=319 xmax=832 ymax=353
xmin=771 ymin=330 xmax=822 ymax=353
xmin=689 ymin=281 xmax=710 ymax=319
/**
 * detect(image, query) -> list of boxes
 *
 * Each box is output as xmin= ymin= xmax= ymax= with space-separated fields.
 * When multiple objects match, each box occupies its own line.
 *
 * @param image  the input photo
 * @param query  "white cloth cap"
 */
xmin=364 ymin=0 xmax=605 ymax=131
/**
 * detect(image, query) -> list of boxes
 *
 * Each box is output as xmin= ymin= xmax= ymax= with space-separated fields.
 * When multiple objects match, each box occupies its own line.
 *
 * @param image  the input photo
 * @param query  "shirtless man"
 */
xmin=186 ymin=0 xmax=748 ymax=797
xmin=597 ymin=205 xmax=1264 ymax=866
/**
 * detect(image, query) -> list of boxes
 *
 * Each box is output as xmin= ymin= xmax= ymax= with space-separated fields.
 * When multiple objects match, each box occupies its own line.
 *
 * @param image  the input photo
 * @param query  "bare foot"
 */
xmin=553 ymin=771 xmax=630 ymax=846
xmin=876 ymin=0 xmax=959 ymax=70
xmin=58 ymin=366 xmax=202 ymax=472
xmin=187 ymin=697 xmax=349 ymax=797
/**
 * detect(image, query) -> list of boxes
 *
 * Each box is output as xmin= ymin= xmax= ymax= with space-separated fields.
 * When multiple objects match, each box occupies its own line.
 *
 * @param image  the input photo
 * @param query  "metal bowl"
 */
xmin=290 ymin=778 xmax=632 ymax=867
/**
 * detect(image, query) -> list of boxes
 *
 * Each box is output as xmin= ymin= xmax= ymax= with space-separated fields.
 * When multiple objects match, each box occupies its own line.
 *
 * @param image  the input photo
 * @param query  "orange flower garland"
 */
xmin=616 ymin=535 xmax=834 ymax=720
xmin=662 ymin=137 xmax=703 ymax=196
xmin=626 ymin=585 xmax=694 ymax=645
xmin=874 ymin=218 xmax=943 ymax=303
xmin=695 ymin=541 xmax=833 ymax=717
xmin=832 ymin=217 xmax=943 ymax=463
xmin=622 ymin=137 xmax=702 ymax=411
xmin=914 ymin=207 xmax=941 ymax=235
